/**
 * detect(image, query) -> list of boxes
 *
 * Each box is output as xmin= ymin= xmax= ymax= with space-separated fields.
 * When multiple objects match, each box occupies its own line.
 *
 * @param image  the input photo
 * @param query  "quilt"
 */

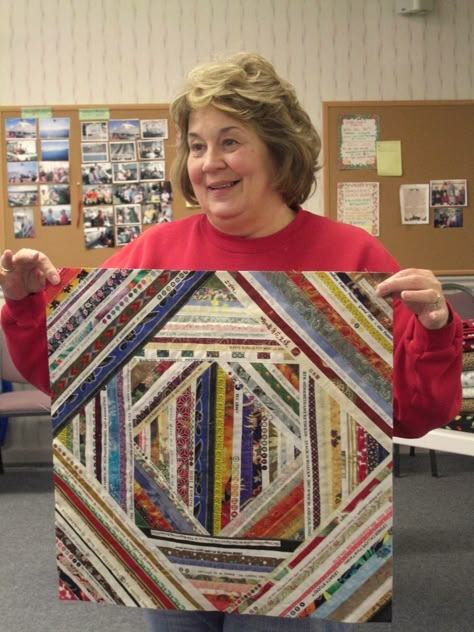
xmin=46 ymin=269 xmax=393 ymax=623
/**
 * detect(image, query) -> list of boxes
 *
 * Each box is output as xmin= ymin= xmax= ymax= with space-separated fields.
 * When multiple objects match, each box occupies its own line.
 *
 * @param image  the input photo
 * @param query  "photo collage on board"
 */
xmin=430 ymin=179 xmax=468 ymax=229
xmin=81 ymin=118 xmax=173 ymax=249
xmin=5 ymin=117 xmax=71 ymax=239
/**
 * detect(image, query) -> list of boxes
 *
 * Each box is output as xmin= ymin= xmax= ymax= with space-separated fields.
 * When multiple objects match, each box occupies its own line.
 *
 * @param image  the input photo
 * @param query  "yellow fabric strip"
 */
xmin=213 ymin=366 xmax=226 ymax=535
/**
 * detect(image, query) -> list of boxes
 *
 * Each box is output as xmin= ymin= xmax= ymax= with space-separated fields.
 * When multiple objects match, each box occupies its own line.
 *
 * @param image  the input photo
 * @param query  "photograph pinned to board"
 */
xmin=337 ymin=181 xmax=380 ymax=235
xmin=6 ymin=139 xmax=38 ymax=162
xmin=116 ymin=224 xmax=141 ymax=245
xmin=139 ymin=160 xmax=165 ymax=181
xmin=81 ymin=121 xmax=108 ymax=141
xmin=40 ymin=139 xmax=69 ymax=162
xmin=82 ymin=184 xmax=113 ymax=206
xmin=399 ymin=184 xmax=430 ymax=224
xmin=84 ymin=207 xmax=115 ymax=250
xmin=337 ymin=114 xmax=379 ymax=170
xmin=109 ymin=141 xmax=136 ymax=162
xmin=81 ymin=163 xmax=112 ymax=185
xmin=38 ymin=117 xmax=70 ymax=139
xmin=39 ymin=161 xmax=70 ymax=184
xmin=142 ymin=203 xmax=162 ymax=224
xmin=39 ymin=184 xmax=70 ymax=206
xmin=112 ymin=162 xmax=139 ymax=183
xmin=85 ymin=225 xmax=115 ymax=249
xmin=430 ymin=179 xmax=467 ymax=207
xmin=140 ymin=118 xmax=168 ymax=139
xmin=12 ymin=207 xmax=35 ymax=238
xmin=6 ymin=160 xmax=38 ymax=184
xmin=84 ymin=206 xmax=114 ymax=229
xmin=115 ymin=203 xmax=141 ymax=225
xmin=82 ymin=141 xmax=109 ymax=163
xmin=8 ymin=185 xmax=39 ymax=207
xmin=41 ymin=205 xmax=71 ymax=226
xmin=434 ymin=207 xmax=464 ymax=229
xmin=5 ymin=117 xmax=37 ymax=139
xmin=109 ymin=119 xmax=140 ymax=140
xmin=138 ymin=139 xmax=165 ymax=160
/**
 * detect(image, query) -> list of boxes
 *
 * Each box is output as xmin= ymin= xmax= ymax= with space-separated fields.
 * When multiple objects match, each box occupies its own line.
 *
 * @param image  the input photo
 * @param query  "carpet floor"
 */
xmin=0 ymin=450 xmax=472 ymax=632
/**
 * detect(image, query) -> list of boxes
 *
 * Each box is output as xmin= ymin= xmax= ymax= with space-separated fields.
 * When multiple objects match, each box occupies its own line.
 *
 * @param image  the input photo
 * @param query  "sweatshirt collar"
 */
xmin=199 ymin=207 xmax=306 ymax=254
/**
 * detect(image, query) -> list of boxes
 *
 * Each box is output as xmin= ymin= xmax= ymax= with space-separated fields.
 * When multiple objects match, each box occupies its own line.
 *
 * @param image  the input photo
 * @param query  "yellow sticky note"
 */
xmin=376 ymin=141 xmax=402 ymax=176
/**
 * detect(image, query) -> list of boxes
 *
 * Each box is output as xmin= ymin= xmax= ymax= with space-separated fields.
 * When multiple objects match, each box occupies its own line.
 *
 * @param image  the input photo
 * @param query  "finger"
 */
xmin=35 ymin=257 xmax=61 ymax=286
xmin=10 ymin=248 xmax=41 ymax=268
xmin=32 ymin=253 xmax=61 ymax=284
xmin=377 ymin=271 xmax=432 ymax=293
xmin=399 ymin=288 xmax=444 ymax=307
xmin=0 ymin=249 xmax=14 ymax=273
xmin=11 ymin=249 xmax=60 ymax=285
xmin=376 ymin=270 xmax=437 ymax=297
xmin=379 ymin=268 xmax=432 ymax=283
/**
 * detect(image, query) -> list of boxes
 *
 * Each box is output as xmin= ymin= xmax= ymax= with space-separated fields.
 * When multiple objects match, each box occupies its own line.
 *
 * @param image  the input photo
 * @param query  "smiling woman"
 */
xmin=0 ymin=51 xmax=464 ymax=632
xmin=185 ymin=106 xmax=294 ymax=237
xmin=170 ymin=53 xmax=321 ymax=213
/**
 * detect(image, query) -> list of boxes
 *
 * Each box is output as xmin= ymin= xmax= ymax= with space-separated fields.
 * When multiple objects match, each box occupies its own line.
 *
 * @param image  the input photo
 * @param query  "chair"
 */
xmin=0 ymin=328 xmax=51 ymax=473
xmin=393 ymin=443 xmax=439 ymax=478
xmin=441 ymin=282 xmax=474 ymax=320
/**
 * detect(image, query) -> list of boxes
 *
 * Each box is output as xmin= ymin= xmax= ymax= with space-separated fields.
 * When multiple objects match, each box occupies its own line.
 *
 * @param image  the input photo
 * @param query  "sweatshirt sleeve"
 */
xmin=0 ymin=232 xmax=156 ymax=396
xmin=393 ymin=299 xmax=463 ymax=438
xmin=1 ymin=292 xmax=50 ymax=395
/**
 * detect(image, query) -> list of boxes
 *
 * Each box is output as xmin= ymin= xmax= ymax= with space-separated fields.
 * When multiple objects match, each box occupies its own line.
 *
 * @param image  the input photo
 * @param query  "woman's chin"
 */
xmin=206 ymin=206 xmax=247 ymax=224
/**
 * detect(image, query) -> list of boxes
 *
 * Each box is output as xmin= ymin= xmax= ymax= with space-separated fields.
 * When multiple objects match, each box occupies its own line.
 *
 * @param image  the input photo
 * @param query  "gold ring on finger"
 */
xmin=430 ymin=293 xmax=442 ymax=309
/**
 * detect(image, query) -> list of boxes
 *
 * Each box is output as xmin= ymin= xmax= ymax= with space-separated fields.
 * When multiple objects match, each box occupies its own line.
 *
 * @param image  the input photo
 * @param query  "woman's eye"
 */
xmin=223 ymin=138 xmax=237 ymax=148
xmin=189 ymin=143 xmax=206 ymax=155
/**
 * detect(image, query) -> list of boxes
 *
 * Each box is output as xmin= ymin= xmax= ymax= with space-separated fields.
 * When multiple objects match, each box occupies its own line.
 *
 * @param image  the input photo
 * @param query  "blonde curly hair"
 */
xmin=170 ymin=52 xmax=321 ymax=209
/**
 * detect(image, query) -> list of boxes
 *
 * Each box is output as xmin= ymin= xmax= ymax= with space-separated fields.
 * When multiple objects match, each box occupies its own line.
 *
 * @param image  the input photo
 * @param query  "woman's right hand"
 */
xmin=0 ymin=248 xmax=60 ymax=301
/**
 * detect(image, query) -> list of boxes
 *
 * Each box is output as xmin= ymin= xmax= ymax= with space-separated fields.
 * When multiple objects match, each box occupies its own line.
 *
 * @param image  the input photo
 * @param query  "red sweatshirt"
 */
xmin=1 ymin=209 xmax=462 ymax=438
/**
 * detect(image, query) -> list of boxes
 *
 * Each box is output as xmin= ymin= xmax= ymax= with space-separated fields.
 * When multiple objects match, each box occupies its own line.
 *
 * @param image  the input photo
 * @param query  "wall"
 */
xmin=1 ymin=0 xmax=473 ymax=219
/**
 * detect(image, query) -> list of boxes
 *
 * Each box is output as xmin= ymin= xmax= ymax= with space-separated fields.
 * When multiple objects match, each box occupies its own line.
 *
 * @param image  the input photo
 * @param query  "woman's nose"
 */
xmin=202 ymin=147 xmax=225 ymax=171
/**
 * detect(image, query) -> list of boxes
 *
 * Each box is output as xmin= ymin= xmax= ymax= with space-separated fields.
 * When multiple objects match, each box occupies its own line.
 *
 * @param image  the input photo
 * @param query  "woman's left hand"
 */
xmin=376 ymin=268 xmax=449 ymax=330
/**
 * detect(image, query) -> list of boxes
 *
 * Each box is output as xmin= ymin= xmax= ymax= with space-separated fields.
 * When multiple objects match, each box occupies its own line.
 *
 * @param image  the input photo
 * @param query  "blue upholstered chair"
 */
xmin=0 ymin=328 xmax=51 ymax=473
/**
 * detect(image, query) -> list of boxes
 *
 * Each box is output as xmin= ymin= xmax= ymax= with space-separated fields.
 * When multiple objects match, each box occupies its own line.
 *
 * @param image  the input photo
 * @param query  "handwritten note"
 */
xmin=337 ymin=182 xmax=380 ymax=236
xmin=338 ymin=115 xmax=379 ymax=169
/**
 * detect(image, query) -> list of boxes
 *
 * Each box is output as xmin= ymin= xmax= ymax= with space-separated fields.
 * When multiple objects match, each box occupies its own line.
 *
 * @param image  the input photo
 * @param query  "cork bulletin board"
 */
xmin=323 ymin=101 xmax=474 ymax=275
xmin=0 ymin=104 xmax=193 ymax=267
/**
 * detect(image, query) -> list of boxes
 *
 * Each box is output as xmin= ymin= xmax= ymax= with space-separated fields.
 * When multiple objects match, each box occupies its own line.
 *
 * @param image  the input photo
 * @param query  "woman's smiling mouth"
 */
xmin=208 ymin=180 xmax=240 ymax=191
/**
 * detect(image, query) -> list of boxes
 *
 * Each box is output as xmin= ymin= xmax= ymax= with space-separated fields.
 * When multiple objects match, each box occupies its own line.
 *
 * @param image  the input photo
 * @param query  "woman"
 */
xmin=0 ymin=53 xmax=462 ymax=631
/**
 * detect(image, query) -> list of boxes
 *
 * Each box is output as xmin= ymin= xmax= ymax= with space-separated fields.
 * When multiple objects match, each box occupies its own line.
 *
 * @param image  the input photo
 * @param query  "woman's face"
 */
xmin=186 ymin=106 xmax=289 ymax=237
